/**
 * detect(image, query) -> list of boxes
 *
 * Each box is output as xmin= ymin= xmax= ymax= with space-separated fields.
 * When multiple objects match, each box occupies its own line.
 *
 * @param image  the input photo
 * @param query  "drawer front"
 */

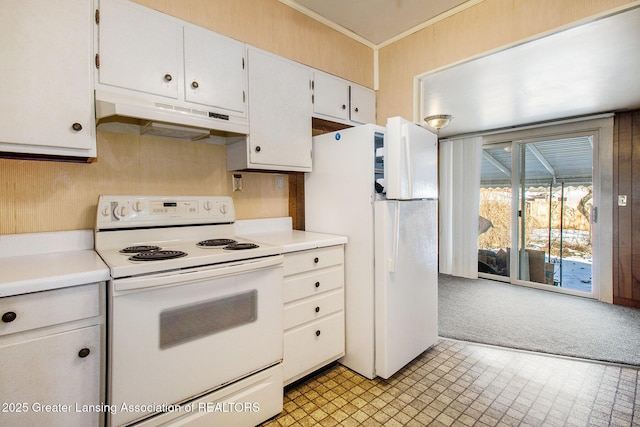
xmin=283 ymin=266 xmax=344 ymax=303
xmin=284 ymin=289 xmax=343 ymax=330
xmin=283 ymin=245 xmax=343 ymax=277
xmin=0 ymin=284 xmax=100 ymax=337
xmin=283 ymin=312 xmax=344 ymax=381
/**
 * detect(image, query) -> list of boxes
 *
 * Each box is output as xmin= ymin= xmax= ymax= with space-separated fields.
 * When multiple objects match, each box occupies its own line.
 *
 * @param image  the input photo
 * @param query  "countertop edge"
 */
xmin=0 ymin=268 xmax=111 ymax=298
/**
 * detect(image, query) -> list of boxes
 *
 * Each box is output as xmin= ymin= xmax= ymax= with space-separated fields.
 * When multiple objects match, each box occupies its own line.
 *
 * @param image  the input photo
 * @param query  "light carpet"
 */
xmin=438 ymin=274 xmax=640 ymax=366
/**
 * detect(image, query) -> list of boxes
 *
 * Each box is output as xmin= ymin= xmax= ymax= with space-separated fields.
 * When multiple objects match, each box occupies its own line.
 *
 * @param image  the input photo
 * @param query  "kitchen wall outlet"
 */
xmin=233 ymin=174 xmax=243 ymax=192
xmin=618 ymin=195 xmax=627 ymax=206
xmin=275 ymin=175 xmax=284 ymax=191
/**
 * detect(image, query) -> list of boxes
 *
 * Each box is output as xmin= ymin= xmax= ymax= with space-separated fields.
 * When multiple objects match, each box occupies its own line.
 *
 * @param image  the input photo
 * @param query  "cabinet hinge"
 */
xmin=95 ymin=54 xmax=100 ymax=69
xmin=95 ymin=9 xmax=100 ymax=25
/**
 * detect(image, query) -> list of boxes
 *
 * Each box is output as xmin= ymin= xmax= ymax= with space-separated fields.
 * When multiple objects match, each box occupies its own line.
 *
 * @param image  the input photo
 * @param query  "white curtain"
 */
xmin=439 ymin=136 xmax=483 ymax=278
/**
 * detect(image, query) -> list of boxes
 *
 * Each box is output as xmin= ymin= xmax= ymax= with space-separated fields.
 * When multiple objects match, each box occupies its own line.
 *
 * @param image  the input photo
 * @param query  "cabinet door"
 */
xmin=98 ymin=0 xmax=181 ymax=99
xmin=184 ymin=26 xmax=247 ymax=114
xmin=247 ymin=49 xmax=312 ymax=170
xmin=0 ymin=0 xmax=94 ymax=151
xmin=350 ymin=84 xmax=376 ymax=124
xmin=0 ymin=326 xmax=101 ymax=427
xmin=313 ymin=72 xmax=350 ymax=121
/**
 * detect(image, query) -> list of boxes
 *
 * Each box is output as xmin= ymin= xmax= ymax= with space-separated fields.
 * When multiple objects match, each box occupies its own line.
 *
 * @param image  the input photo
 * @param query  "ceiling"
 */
xmin=280 ymin=0 xmax=472 ymax=46
xmin=421 ymin=6 xmax=640 ymax=138
xmin=282 ymin=1 xmax=640 ymax=140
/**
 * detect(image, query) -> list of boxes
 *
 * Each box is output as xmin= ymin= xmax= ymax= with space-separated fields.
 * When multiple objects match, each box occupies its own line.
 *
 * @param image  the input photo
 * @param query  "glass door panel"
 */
xmin=516 ymin=137 xmax=593 ymax=293
xmin=478 ymin=143 xmax=512 ymax=279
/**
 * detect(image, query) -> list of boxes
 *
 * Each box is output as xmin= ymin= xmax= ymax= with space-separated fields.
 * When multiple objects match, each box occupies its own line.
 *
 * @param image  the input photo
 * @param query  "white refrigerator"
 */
xmin=305 ymin=116 xmax=438 ymax=379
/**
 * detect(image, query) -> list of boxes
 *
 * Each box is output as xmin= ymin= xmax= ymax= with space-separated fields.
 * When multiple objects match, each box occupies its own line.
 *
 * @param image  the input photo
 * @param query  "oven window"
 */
xmin=159 ymin=290 xmax=257 ymax=349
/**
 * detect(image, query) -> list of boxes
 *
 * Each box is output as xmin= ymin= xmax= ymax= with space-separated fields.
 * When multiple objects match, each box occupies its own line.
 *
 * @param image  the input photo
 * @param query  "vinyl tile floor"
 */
xmin=260 ymin=339 xmax=640 ymax=427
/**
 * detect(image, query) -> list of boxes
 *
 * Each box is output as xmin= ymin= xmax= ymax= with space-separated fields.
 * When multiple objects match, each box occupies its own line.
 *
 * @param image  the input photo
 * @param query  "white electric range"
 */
xmin=95 ymin=195 xmax=284 ymax=427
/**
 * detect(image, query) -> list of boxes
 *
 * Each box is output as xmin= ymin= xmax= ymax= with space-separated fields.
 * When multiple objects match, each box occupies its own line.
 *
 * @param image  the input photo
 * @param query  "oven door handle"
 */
xmin=112 ymin=255 xmax=283 ymax=292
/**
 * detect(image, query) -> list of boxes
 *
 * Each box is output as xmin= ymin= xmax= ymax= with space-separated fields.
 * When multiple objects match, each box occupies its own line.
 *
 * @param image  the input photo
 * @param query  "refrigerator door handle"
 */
xmin=402 ymin=124 xmax=413 ymax=198
xmin=388 ymin=201 xmax=400 ymax=273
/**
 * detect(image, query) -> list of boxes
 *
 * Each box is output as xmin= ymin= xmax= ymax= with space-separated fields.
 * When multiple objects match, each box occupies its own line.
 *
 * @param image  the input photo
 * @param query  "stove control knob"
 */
xmin=204 ymin=201 xmax=213 ymax=211
xmin=101 ymin=206 xmax=110 ymax=217
xmin=219 ymin=204 xmax=228 ymax=214
xmin=114 ymin=205 xmax=128 ymax=219
xmin=132 ymin=201 xmax=143 ymax=212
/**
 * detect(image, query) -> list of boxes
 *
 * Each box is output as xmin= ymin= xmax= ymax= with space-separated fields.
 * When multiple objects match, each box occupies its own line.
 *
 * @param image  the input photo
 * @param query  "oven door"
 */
xmin=107 ymin=256 xmax=283 ymax=427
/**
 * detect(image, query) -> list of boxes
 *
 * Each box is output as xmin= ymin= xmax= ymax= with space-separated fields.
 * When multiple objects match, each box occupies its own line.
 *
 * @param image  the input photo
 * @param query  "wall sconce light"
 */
xmin=424 ymin=114 xmax=453 ymax=131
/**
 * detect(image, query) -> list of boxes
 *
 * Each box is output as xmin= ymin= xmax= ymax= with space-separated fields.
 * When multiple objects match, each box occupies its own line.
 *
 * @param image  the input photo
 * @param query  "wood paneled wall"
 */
xmin=613 ymin=110 xmax=640 ymax=308
xmin=377 ymin=0 xmax=635 ymax=123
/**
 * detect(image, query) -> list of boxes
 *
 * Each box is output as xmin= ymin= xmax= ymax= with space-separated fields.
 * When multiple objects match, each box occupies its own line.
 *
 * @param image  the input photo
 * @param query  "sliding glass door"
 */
xmin=516 ymin=136 xmax=593 ymax=294
xmin=479 ymin=134 xmax=594 ymax=296
xmin=478 ymin=143 xmax=512 ymax=280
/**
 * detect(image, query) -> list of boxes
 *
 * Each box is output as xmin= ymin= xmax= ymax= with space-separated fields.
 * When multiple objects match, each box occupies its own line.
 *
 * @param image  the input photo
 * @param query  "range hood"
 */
xmin=95 ymin=90 xmax=249 ymax=140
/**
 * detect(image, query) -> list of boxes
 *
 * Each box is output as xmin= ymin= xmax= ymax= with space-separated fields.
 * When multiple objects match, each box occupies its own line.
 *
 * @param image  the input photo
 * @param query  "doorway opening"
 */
xmin=478 ymin=135 xmax=594 ymax=296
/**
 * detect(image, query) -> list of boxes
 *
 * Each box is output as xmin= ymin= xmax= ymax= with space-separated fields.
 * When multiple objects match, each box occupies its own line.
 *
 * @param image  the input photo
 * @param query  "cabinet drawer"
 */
xmin=283 ymin=246 xmax=343 ymax=277
xmin=283 ymin=266 xmax=343 ymax=303
xmin=284 ymin=290 xmax=343 ymax=330
xmin=0 ymin=284 xmax=100 ymax=337
xmin=283 ymin=312 xmax=344 ymax=382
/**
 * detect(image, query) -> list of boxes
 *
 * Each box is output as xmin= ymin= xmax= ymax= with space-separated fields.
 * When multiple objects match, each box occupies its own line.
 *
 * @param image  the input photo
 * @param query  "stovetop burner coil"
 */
xmin=120 ymin=245 xmax=162 ymax=254
xmin=223 ymin=242 xmax=259 ymax=250
xmin=197 ymin=238 xmax=237 ymax=247
xmin=128 ymin=250 xmax=188 ymax=261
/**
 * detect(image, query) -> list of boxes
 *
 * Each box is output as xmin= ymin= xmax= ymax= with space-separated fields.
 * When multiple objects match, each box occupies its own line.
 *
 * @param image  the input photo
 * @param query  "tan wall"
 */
xmin=0 ymin=0 xmax=373 ymax=235
xmin=4 ymin=0 xmax=632 ymax=235
xmin=0 ymin=133 xmax=289 ymax=234
xmin=377 ymin=0 xmax=635 ymax=123
xmin=132 ymin=0 xmax=374 ymax=88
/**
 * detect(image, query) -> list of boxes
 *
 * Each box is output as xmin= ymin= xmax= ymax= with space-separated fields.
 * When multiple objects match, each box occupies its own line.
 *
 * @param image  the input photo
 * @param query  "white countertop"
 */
xmin=236 ymin=217 xmax=347 ymax=253
xmin=0 ymin=220 xmax=344 ymax=297
xmin=0 ymin=230 xmax=110 ymax=297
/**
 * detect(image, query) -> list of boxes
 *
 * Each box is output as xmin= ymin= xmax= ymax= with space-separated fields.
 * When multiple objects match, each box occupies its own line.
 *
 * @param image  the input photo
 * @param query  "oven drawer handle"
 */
xmin=113 ymin=255 xmax=283 ymax=292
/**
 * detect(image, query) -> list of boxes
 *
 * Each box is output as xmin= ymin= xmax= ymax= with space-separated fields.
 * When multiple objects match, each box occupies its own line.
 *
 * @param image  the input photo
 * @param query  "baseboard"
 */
xmin=613 ymin=296 xmax=640 ymax=308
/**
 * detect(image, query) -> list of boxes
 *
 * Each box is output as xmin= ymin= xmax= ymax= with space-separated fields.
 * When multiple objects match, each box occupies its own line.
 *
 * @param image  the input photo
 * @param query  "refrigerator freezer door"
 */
xmin=385 ymin=117 xmax=438 ymax=200
xmin=374 ymin=199 xmax=438 ymax=379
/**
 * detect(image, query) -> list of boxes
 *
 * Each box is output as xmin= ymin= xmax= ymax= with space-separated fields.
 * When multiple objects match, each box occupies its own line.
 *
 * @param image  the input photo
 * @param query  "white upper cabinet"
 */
xmin=227 ymin=48 xmax=312 ymax=172
xmin=312 ymin=71 xmax=376 ymax=125
xmin=350 ymin=83 xmax=376 ymax=124
xmin=183 ymin=26 xmax=246 ymax=114
xmin=0 ymin=0 xmax=95 ymax=159
xmin=96 ymin=0 xmax=247 ymax=119
xmin=313 ymin=72 xmax=350 ymax=122
xmin=97 ymin=0 xmax=181 ymax=100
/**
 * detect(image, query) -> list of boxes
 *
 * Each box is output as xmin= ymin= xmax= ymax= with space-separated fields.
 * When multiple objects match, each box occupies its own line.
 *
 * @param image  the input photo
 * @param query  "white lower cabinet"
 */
xmin=0 ymin=284 xmax=103 ymax=427
xmin=282 ymin=245 xmax=345 ymax=385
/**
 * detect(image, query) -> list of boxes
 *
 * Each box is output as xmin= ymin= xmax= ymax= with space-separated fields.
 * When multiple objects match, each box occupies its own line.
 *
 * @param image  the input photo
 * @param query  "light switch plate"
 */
xmin=618 ymin=195 xmax=627 ymax=206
